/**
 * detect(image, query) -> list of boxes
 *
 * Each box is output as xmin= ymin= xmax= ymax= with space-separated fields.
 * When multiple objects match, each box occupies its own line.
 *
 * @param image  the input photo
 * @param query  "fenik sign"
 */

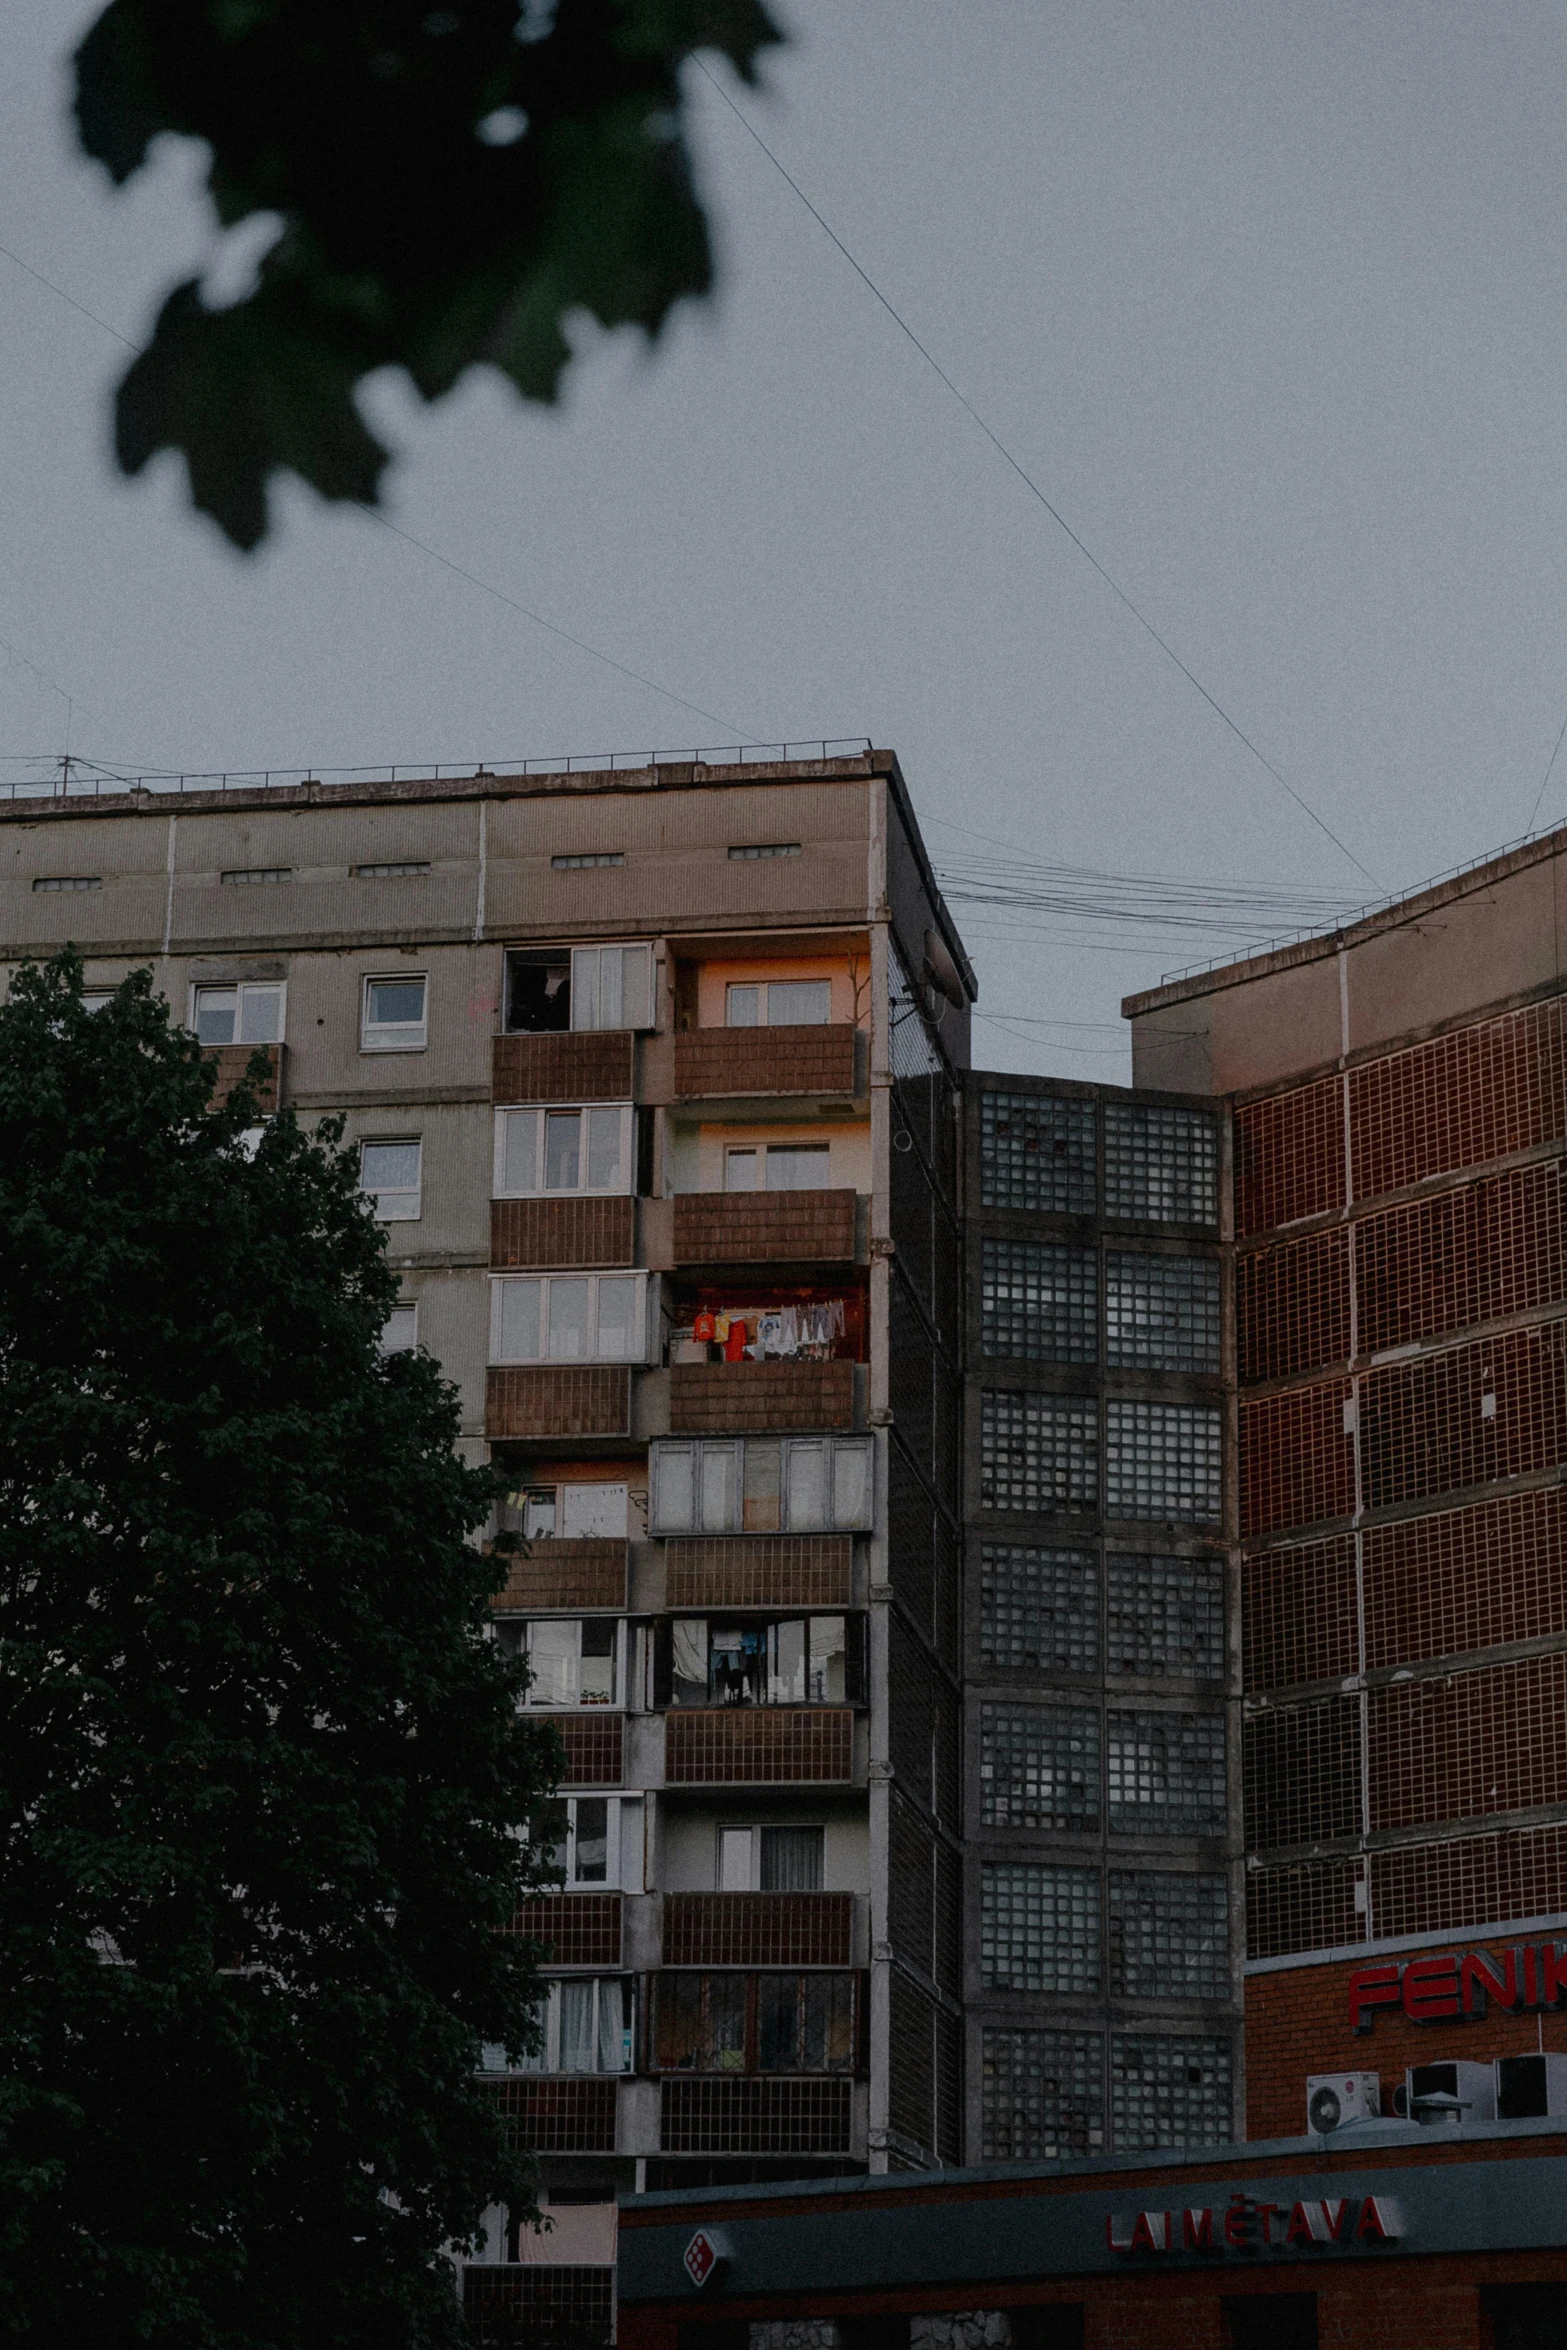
xmin=1350 ymin=1943 xmax=1567 ymax=2030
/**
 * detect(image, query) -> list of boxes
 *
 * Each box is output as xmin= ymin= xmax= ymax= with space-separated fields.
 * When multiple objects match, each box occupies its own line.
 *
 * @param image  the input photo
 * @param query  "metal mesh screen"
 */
xmin=1110 ymin=2033 xmax=1233 ymax=2151
xmin=1242 ymin=1534 xmax=1358 ymax=1694
xmin=1349 ymin=997 xmax=1567 ymax=1200
xmin=1240 ymin=1380 xmax=1354 ymax=1542
xmin=980 ymin=1542 xmax=1099 ymax=1672
xmin=1369 ymin=1654 xmax=1567 ymax=1832
xmin=1107 ymin=1870 xmax=1231 ymax=2000
xmin=980 ymin=2027 xmax=1104 ymax=2162
xmin=1363 ymin=1487 xmax=1567 ymax=1671
xmin=1360 ymin=1324 xmax=1567 ymax=1512
xmin=980 ymin=1236 xmax=1097 ymax=1363
xmin=1246 ymin=1858 xmax=1360 ymax=1961
xmin=1235 ymin=1077 xmax=1341 ymax=1237
xmin=1371 ymin=1822 xmax=1567 ymax=1940
xmin=1105 ymin=1252 xmax=1220 ymax=1372
xmin=979 ymin=1090 xmax=1096 ymax=1214
xmin=1105 ymin=1401 xmax=1221 ymax=1525
xmin=980 ymin=1388 xmax=1099 ymax=1514
xmin=1237 ymin=1226 xmax=1350 ymax=1384
xmin=1357 ymin=1160 xmax=1566 ymax=1354
xmin=980 ymin=1701 xmax=1100 ymax=1831
xmin=1242 ymin=1696 xmax=1362 ymax=1851
xmin=1106 ymin=1710 xmax=1226 ymax=1836
xmin=980 ymin=1862 xmax=1101 ymax=1993
xmin=1103 ymin=1102 xmax=1218 ymax=1226
xmin=1106 ymin=1552 xmax=1224 ymax=1679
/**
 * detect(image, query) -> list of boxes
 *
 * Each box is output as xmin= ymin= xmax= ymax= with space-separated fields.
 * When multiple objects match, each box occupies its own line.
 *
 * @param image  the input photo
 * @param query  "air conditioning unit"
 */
xmin=1306 ymin=2072 xmax=1381 ymax=2134
xmin=1405 ymin=2060 xmax=1497 ymax=2124
xmin=1496 ymin=2052 xmax=1567 ymax=2119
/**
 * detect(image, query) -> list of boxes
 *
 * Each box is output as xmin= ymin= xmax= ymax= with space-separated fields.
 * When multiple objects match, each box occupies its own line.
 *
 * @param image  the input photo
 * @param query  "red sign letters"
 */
xmin=1107 ymin=2195 xmax=1401 ymax=2256
xmin=1348 ymin=1942 xmax=1567 ymax=2031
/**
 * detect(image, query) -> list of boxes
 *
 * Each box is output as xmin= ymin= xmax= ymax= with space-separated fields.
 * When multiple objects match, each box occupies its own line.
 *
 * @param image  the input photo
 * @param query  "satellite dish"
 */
xmin=1308 ymin=2084 xmax=1342 ymax=2133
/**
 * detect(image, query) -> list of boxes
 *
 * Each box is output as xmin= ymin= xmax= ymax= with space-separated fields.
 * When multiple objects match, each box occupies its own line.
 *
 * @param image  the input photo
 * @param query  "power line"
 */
xmin=1526 ymin=700 xmax=1567 ymax=834
xmin=695 ymin=61 xmax=1381 ymax=894
xmin=0 ymin=243 xmax=757 ymax=739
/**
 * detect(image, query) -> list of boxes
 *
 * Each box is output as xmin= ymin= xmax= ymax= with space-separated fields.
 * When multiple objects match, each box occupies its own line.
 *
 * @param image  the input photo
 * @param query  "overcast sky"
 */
xmin=5 ymin=3 xmax=1567 ymax=1077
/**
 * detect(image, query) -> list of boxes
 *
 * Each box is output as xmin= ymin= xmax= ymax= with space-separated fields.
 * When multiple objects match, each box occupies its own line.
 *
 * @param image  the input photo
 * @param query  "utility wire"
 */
xmin=695 ymin=60 xmax=1381 ymax=893
xmin=0 ymin=242 xmax=755 ymax=739
xmin=1526 ymin=701 xmax=1567 ymax=834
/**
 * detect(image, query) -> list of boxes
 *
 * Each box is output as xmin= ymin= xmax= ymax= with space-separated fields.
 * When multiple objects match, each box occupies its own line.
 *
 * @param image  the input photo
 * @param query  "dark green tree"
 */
xmin=72 ymin=0 xmax=783 ymax=550
xmin=0 ymin=953 xmax=559 ymax=2348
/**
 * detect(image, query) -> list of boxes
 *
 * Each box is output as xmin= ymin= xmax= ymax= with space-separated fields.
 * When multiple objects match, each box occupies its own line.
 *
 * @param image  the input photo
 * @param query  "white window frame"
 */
xmin=492 ymin=1102 xmax=636 ymax=1199
xmin=569 ymin=942 xmax=655 ymax=1033
xmin=190 ymin=979 xmax=287 ymax=1047
xmin=480 ymin=1976 xmax=634 ymax=2077
xmin=516 ymin=1617 xmax=625 ymax=1712
xmin=361 ymin=971 xmax=428 ymax=1053
xmin=489 ymin=1273 xmax=652 ymax=1366
xmin=717 ymin=1822 xmax=827 ymax=1892
xmin=648 ymin=1435 xmax=875 ymax=1535
xmin=725 ymin=978 xmax=833 ymax=1029
xmin=536 ymin=1793 xmax=642 ymax=1891
xmin=359 ymin=1135 xmax=422 ymax=1221
xmin=379 ymin=1300 xmax=419 ymax=1355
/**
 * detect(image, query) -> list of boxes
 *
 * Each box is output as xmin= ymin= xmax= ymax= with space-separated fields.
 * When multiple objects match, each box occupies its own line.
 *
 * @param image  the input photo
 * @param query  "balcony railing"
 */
xmin=491 ymin=1540 xmax=628 ymax=1614
xmin=664 ymin=1707 xmax=854 ymax=1785
xmin=536 ymin=1713 xmax=623 ymax=1786
xmin=663 ymin=1891 xmax=853 ymax=1968
xmin=659 ymin=2076 xmax=852 ymax=2153
xmin=490 ymin=2076 xmax=617 ymax=2153
xmin=671 ymin=1188 xmax=858 ymax=1266
xmin=669 ymin=1361 xmax=855 ymax=1433
xmin=463 ymin=2266 xmax=614 ymax=2350
xmin=486 ymin=1366 xmax=630 ymax=1440
xmin=509 ymin=1892 xmax=622 ymax=1968
xmin=206 ymin=1041 xmax=281 ymax=1111
xmin=491 ymin=1196 xmax=636 ymax=1268
xmin=674 ymin=1023 xmax=858 ymax=1100
xmin=665 ymin=1535 xmax=852 ymax=1611
xmin=493 ymin=1031 xmax=632 ymax=1104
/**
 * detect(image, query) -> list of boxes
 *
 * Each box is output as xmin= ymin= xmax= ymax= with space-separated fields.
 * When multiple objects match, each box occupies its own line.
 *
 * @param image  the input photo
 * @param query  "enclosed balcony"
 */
xmin=674 ymin=1023 xmax=859 ymax=1102
xmin=486 ymin=1366 xmax=631 ymax=1441
xmin=663 ymin=1891 xmax=854 ymax=1968
xmin=672 ymin=1188 xmax=859 ymax=1267
xmin=489 ymin=1539 xmax=628 ymax=1614
xmin=669 ymin=1361 xmax=856 ymax=1433
xmin=664 ymin=1709 xmax=855 ymax=1785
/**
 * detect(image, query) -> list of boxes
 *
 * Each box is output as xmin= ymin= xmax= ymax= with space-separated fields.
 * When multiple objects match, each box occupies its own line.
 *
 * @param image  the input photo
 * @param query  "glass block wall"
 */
xmin=964 ymin=1074 xmax=1240 ymax=2161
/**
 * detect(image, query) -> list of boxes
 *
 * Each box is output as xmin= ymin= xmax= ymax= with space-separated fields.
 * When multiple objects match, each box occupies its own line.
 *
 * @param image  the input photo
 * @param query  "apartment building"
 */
xmin=1125 ymin=823 xmax=1567 ymax=2142
xmin=0 ymin=748 xmax=971 ymax=2295
xmin=962 ymin=1073 xmax=1242 ymax=2165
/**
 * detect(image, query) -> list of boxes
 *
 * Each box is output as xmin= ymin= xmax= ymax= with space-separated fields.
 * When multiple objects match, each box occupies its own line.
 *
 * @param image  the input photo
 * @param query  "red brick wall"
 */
xmin=492 ymin=1030 xmax=632 ymax=1103
xmin=664 ymin=1707 xmax=854 ymax=1784
xmin=486 ymin=1365 xmax=629 ymax=1438
xmin=674 ymin=1023 xmax=858 ymax=1099
xmin=1243 ymin=1955 xmax=1567 ymax=2139
xmin=672 ymin=1188 xmax=858 ymax=1265
xmin=489 ymin=1194 xmax=635 ymax=1268
xmin=489 ymin=1539 xmax=628 ymax=1613
xmin=665 ymin=1535 xmax=852 ymax=1610
xmin=668 ymin=1361 xmax=854 ymax=1433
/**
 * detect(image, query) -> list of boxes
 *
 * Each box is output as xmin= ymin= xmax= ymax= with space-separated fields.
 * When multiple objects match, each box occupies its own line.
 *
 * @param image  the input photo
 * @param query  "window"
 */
xmin=482 ymin=1976 xmax=633 ymax=2075
xmin=980 ymin=1544 xmax=1099 ymax=1672
xmin=494 ymin=1618 xmax=621 ymax=1709
xmin=667 ymin=1618 xmax=853 ymax=1707
xmin=718 ymin=1825 xmax=825 ymax=1892
xmin=979 ymin=1390 xmax=1098 ymax=1514
xmin=552 ymin=852 xmax=623 ymax=869
xmin=534 ymin=1794 xmax=641 ymax=1889
xmin=729 ymin=843 xmax=801 ymax=861
xmin=980 ymin=1089 xmax=1096 ymax=1214
xmin=192 ymin=981 xmax=285 ymax=1045
xmin=571 ymin=943 xmax=653 ymax=1031
xmin=1110 ymin=2033 xmax=1232 ymax=2152
xmin=981 ymin=1238 xmax=1097 ymax=1364
xmin=1107 ymin=1872 xmax=1230 ymax=2001
xmin=359 ymin=1138 xmax=421 ymax=1221
xmin=724 ymin=1143 xmax=832 ymax=1192
xmin=649 ymin=1436 xmax=874 ymax=1535
xmin=353 ymin=861 xmax=430 ymax=878
xmin=980 ymin=1864 xmax=1101 ymax=1994
xmin=490 ymin=1274 xmax=650 ymax=1365
xmin=1105 ymin=1401 xmax=1221 ymax=1524
xmin=379 ymin=1301 xmax=418 ymax=1355
xmin=80 ymin=992 xmax=115 ymax=1013
xmin=493 ymin=1104 xmax=634 ymax=1198
xmin=980 ymin=1703 xmax=1100 ymax=1832
xmin=362 ymin=973 xmax=427 ymax=1052
xmin=221 ymin=867 xmax=290 ymax=886
xmin=1106 ymin=1710 xmax=1226 ymax=1836
xmin=1103 ymin=1103 xmax=1218 ymax=1226
xmin=1105 ymin=1253 xmax=1220 ymax=1372
xmin=1105 ymin=1554 xmax=1223 ymax=1678
xmin=651 ymin=1972 xmax=858 ymax=2074
xmin=508 ymin=950 xmax=572 ymax=1033
xmin=981 ymin=2028 xmax=1104 ymax=2162
xmin=504 ymin=1482 xmax=628 ymax=1541
xmin=33 ymin=874 xmax=101 ymax=893
xmin=725 ymin=979 xmax=831 ymax=1027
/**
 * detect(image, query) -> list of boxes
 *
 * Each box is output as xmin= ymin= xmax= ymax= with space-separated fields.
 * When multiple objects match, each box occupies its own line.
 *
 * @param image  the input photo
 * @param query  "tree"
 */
xmin=0 ymin=953 xmax=559 ymax=2349
xmin=72 ymin=0 xmax=783 ymax=550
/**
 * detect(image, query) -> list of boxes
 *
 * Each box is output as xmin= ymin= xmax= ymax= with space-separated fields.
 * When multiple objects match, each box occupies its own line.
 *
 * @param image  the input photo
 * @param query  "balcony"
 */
xmin=672 ymin=1188 xmax=858 ymax=1267
xmin=491 ymin=1196 xmax=635 ymax=1269
xmin=509 ymin=1892 xmax=622 ymax=1968
xmin=464 ymin=2266 xmax=613 ymax=2350
xmin=537 ymin=1713 xmax=623 ymax=1786
xmin=669 ymin=1361 xmax=855 ymax=1433
xmin=665 ymin=1535 xmax=852 ymax=1611
xmin=674 ymin=1023 xmax=858 ymax=1102
xmin=491 ymin=1540 xmax=628 ymax=1614
xmin=663 ymin=1892 xmax=853 ymax=1968
xmin=486 ymin=1366 xmax=630 ymax=1441
xmin=659 ymin=2076 xmax=851 ymax=2154
xmin=664 ymin=1707 xmax=854 ymax=1785
xmin=493 ymin=1031 xmax=632 ymax=1104
xmin=207 ymin=1041 xmax=281 ymax=1112
xmin=490 ymin=2076 xmax=617 ymax=2154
